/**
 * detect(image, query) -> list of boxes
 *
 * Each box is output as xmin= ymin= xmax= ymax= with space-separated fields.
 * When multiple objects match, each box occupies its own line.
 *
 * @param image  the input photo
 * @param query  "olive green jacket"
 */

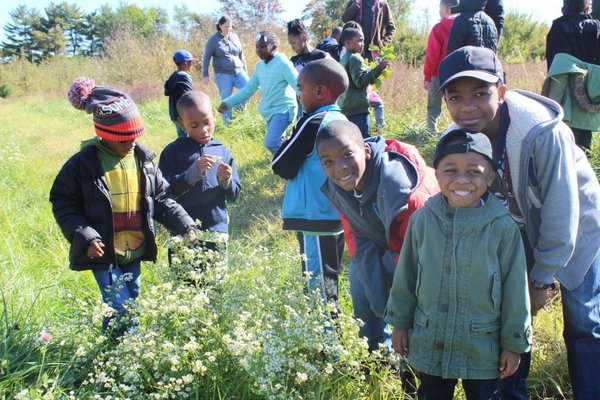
xmin=385 ymin=193 xmax=531 ymax=379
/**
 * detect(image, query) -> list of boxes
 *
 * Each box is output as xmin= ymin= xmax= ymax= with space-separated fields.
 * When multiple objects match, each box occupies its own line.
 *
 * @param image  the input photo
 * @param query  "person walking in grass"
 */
xmin=386 ymin=129 xmax=531 ymax=400
xmin=50 ymin=77 xmax=196 ymax=336
xmin=165 ymin=49 xmax=198 ymax=137
xmin=218 ymin=31 xmax=298 ymax=156
xmin=271 ymin=59 xmax=348 ymax=314
xmin=423 ymin=0 xmax=456 ymax=134
xmin=202 ymin=16 xmax=249 ymax=125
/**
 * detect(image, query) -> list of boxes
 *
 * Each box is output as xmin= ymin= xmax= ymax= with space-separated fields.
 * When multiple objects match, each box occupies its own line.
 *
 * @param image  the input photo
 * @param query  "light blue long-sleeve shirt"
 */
xmin=223 ymin=53 xmax=298 ymax=122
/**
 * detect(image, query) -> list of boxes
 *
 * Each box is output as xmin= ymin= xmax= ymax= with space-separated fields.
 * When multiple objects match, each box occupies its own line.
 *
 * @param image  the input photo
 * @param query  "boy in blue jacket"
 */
xmin=159 ymin=91 xmax=241 ymax=271
xmin=271 ymin=59 xmax=348 ymax=309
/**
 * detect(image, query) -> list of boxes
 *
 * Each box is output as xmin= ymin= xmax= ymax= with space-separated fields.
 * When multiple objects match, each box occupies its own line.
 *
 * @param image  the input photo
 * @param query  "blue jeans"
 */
xmin=560 ymin=252 xmax=600 ymax=399
xmin=417 ymin=373 xmax=501 ymax=400
xmin=348 ymin=260 xmax=389 ymax=350
xmin=265 ymin=111 xmax=293 ymax=155
xmin=215 ymin=71 xmax=249 ymax=124
xmin=174 ymin=122 xmax=186 ymax=138
xmin=347 ymin=113 xmax=371 ymax=138
xmin=92 ymin=260 xmax=141 ymax=331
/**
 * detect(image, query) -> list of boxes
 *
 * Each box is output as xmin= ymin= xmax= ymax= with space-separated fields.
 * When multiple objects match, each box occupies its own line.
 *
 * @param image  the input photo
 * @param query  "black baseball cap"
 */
xmin=433 ymin=129 xmax=497 ymax=171
xmin=438 ymin=46 xmax=504 ymax=92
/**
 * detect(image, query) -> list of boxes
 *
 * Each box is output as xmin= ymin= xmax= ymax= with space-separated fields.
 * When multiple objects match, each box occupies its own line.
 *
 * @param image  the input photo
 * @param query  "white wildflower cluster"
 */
xmin=33 ymin=239 xmax=389 ymax=398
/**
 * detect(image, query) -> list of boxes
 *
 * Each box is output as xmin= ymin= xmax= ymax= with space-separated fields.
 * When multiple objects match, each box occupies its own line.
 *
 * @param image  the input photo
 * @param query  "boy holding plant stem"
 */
xmin=159 ymin=91 xmax=240 ymax=278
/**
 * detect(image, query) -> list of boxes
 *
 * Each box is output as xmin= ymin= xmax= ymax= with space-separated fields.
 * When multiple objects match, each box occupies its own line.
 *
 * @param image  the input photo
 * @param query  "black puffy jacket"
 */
xmin=446 ymin=10 xmax=498 ymax=54
xmin=546 ymin=13 xmax=600 ymax=70
xmin=49 ymin=142 xmax=195 ymax=271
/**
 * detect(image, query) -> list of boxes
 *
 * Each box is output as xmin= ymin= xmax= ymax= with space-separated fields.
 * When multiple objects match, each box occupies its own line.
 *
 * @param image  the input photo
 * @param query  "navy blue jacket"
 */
xmin=452 ymin=0 xmax=504 ymax=37
xmin=447 ymin=10 xmax=498 ymax=54
xmin=159 ymin=137 xmax=240 ymax=233
xmin=164 ymin=71 xmax=193 ymax=122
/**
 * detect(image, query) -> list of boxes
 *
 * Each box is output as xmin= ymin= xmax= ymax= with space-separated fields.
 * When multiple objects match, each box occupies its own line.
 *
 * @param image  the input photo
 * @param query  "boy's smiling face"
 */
xmin=318 ymin=135 xmax=371 ymax=191
xmin=443 ymin=77 xmax=507 ymax=140
xmin=435 ymin=151 xmax=495 ymax=208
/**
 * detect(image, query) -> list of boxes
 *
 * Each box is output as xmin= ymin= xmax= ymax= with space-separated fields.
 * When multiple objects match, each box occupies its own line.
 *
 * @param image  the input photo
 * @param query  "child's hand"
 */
xmin=392 ymin=327 xmax=409 ymax=355
xmin=423 ymin=80 xmax=430 ymax=90
xmin=499 ymin=349 xmax=520 ymax=379
xmin=217 ymin=162 xmax=232 ymax=182
xmin=217 ymin=102 xmax=228 ymax=113
xmin=87 ymin=240 xmax=105 ymax=260
xmin=528 ymin=284 xmax=550 ymax=316
xmin=378 ymin=59 xmax=391 ymax=70
xmin=195 ymin=155 xmax=218 ymax=176
xmin=184 ymin=228 xmax=197 ymax=244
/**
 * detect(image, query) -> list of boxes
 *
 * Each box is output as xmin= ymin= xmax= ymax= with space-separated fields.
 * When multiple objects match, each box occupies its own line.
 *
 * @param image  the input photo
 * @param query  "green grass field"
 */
xmin=0 ymin=57 xmax=587 ymax=399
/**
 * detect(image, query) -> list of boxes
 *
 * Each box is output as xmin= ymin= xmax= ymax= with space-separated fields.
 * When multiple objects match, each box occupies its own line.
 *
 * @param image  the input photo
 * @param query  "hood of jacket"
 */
xmin=164 ymin=71 xmax=188 ymax=95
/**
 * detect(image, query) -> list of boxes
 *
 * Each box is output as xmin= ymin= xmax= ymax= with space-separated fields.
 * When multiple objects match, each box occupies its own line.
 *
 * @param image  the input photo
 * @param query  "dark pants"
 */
xmin=501 ymin=229 xmax=534 ymax=399
xmin=296 ymin=232 xmax=344 ymax=304
xmin=417 ymin=373 xmax=501 ymax=400
xmin=571 ymin=127 xmax=592 ymax=154
xmin=500 ymin=351 xmax=531 ymax=400
xmin=347 ymin=113 xmax=371 ymax=138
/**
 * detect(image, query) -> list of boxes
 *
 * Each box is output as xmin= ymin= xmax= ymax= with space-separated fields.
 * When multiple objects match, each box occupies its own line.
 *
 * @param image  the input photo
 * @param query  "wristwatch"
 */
xmin=529 ymin=278 xmax=555 ymax=290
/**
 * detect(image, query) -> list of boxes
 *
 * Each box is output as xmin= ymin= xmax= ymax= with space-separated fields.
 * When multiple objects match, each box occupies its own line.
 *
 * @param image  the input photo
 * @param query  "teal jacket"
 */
xmin=385 ymin=193 xmax=531 ymax=379
xmin=339 ymin=52 xmax=382 ymax=117
xmin=542 ymin=52 xmax=600 ymax=131
xmin=223 ymin=52 xmax=298 ymax=122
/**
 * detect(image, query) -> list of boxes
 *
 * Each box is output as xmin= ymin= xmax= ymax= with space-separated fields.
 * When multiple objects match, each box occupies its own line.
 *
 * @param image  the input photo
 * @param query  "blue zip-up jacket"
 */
xmin=271 ymin=104 xmax=346 ymax=232
xmin=158 ymin=136 xmax=241 ymax=234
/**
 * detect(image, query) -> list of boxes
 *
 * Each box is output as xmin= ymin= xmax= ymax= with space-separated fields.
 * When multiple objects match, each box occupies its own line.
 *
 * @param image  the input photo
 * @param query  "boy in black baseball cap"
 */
xmin=386 ymin=127 xmax=531 ymax=398
xmin=439 ymin=45 xmax=600 ymax=399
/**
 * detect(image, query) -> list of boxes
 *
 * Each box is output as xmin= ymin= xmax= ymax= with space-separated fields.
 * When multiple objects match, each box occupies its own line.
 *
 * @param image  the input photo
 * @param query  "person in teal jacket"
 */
xmin=218 ymin=31 xmax=298 ymax=155
xmin=385 ymin=129 xmax=531 ymax=399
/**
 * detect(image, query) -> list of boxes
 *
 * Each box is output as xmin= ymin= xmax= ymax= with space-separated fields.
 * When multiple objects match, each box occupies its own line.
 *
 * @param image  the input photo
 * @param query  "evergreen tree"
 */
xmin=1 ymin=5 xmax=43 ymax=62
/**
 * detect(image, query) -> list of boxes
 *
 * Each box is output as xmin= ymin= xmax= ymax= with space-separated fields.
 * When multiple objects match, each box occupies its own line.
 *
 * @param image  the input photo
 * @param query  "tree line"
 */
xmin=1 ymin=0 xmax=550 ymax=65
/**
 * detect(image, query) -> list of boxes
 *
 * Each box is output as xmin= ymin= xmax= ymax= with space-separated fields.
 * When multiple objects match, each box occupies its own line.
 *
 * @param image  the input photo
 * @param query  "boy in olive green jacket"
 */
xmin=385 ymin=129 xmax=531 ymax=399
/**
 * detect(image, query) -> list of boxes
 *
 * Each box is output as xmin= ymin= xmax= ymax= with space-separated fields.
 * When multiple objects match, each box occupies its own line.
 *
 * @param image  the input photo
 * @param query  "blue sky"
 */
xmin=1 ymin=0 xmax=562 ymax=43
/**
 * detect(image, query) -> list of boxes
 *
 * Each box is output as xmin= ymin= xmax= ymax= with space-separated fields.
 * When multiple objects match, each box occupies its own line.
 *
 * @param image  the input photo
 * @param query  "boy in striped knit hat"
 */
xmin=50 ymin=77 xmax=197 ymax=336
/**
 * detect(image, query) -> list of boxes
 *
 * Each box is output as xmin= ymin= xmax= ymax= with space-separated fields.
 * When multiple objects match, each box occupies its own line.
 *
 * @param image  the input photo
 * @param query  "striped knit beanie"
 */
xmin=68 ymin=77 xmax=145 ymax=141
